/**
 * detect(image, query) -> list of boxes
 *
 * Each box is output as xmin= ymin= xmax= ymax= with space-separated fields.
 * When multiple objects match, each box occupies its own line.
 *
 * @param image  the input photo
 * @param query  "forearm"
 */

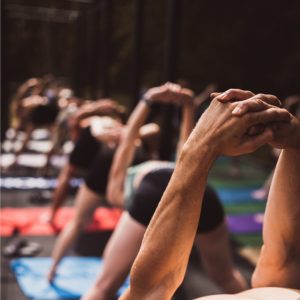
xmin=107 ymin=101 xmax=150 ymax=204
xmin=16 ymin=83 xmax=31 ymax=102
xmin=177 ymin=104 xmax=195 ymax=157
xmin=263 ymin=147 xmax=300 ymax=259
xmin=130 ymin=127 xmax=217 ymax=299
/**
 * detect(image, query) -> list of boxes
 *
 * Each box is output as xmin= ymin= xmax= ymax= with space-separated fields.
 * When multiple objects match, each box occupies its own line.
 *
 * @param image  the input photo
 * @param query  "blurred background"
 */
xmin=1 ymin=1 xmax=300 ymax=300
xmin=2 ymin=0 xmax=300 ymax=137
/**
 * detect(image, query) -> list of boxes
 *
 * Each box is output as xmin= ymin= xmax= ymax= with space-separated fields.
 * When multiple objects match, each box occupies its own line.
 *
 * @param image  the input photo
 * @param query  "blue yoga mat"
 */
xmin=10 ymin=257 xmax=129 ymax=299
xmin=216 ymin=188 xmax=259 ymax=205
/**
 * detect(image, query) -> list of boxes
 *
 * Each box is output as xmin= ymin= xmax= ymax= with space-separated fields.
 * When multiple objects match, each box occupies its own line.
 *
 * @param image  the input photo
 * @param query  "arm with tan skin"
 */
xmin=122 ymin=94 xmax=292 ymax=300
xmin=70 ymin=99 xmax=121 ymax=141
xmin=194 ymin=83 xmax=217 ymax=107
xmin=107 ymin=83 xmax=195 ymax=207
xmin=214 ymin=89 xmax=300 ymax=288
xmin=251 ymin=112 xmax=300 ymax=288
xmin=176 ymin=99 xmax=196 ymax=157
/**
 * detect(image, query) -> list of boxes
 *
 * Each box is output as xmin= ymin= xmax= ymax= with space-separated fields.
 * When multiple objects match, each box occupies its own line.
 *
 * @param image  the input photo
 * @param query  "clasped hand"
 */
xmin=194 ymin=89 xmax=297 ymax=157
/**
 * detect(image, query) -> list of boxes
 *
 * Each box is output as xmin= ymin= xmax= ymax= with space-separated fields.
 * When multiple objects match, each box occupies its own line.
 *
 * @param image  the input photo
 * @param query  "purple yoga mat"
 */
xmin=227 ymin=213 xmax=264 ymax=234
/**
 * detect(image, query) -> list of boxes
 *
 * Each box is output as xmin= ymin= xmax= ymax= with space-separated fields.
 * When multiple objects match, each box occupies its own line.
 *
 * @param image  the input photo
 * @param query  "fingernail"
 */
xmin=218 ymin=92 xmax=227 ymax=99
xmin=232 ymin=106 xmax=242 ymax=114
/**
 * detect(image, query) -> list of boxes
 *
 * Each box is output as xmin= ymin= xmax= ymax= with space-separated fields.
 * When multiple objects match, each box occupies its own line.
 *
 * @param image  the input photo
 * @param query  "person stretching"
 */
xmin=81 ymin=83 xmax=248 ymax=300
xmin=119 ymin=89 xmax=300 ymax=300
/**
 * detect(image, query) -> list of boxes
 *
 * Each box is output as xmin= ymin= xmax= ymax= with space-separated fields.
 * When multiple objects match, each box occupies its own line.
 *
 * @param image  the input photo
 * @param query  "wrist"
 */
xmin=141 ymin=95 xmax=154 ymax=108
xmin=180 ymin=133 xmax=218 ymax=175
xmin=143 ymin=89 xmax=159 ymax=103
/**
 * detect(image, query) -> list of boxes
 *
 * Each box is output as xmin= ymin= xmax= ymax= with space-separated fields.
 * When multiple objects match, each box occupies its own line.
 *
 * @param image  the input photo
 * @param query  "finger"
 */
xmin=210 ymin=92 xmax=222 ymax=99
xmin=241 ymin=124 xmax=276 ymax=153
xmin=247 ymin=124 xmax=265 ymax=136
xmin=253 ymin=94 xmax=282 ymax=107
xmin=216 ymin=89 xmax=255 ymax=102
xmin=243 ymin=108 xmax=292 ymax=126
xmin=232 ymin=99 xmax=276 ymax=116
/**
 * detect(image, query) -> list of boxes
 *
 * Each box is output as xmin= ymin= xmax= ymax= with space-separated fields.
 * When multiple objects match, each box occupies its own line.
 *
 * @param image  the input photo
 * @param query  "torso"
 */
xmin=197 ymin=287 xmax=300 ymax=300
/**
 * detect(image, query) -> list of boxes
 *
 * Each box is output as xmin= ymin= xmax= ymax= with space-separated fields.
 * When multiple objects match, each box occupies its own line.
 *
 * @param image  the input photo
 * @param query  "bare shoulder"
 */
xmin=195 ymin=288 xmax=300 ymax=300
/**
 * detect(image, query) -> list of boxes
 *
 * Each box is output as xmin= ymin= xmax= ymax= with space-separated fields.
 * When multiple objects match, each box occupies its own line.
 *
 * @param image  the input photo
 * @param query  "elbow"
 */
xmin=130 ymin=264 xmax=182 ymax=300
xmin=106 ymin=185 xmax=123 ymax=208
xmin=106 ymin=185 xmax=115 ymax=206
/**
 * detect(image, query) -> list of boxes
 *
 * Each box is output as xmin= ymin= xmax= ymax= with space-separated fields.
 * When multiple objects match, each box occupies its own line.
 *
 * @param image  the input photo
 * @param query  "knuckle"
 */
xmin=226 ymin=88 xmax=235 ymax=95
xmin=256 ymin=93 xmax=266 ymax=100
xmin=255 ymin=99 xmax=264 ymax=106
xmin=245 ymin=90 xmax=255 ymax=97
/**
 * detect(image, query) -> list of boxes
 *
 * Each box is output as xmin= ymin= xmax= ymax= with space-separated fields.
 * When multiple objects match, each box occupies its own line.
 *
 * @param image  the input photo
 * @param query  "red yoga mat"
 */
xmin=0 ymin=207 xmax=122 ymax=236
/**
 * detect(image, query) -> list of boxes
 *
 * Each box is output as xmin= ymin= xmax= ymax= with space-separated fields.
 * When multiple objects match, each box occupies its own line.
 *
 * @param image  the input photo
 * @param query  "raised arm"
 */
xmin=214 ymin=89 xmax=300 ymax=288
xmin=69 ymin=99 xmax=119 ymax=141
xmin=251 ymin=115 xmax=300 ymax=288
xmin=106 ymin=83 xmax=194 ymax=207
xmin=194 ymin=83 xmax=217 ymax=107
xmin=125 ymin=96 xmax=292 ymax=300
xmin=176 ymin=94 xmax=196 ymax=157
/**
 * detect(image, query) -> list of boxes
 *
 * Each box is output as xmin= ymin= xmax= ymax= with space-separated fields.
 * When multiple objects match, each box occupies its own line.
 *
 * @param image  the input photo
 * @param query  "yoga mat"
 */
xmin=0 ymin=154 xmax=68 ymax=168
xmin=224 ymin=202 xmax=266 ymax=215
xmin=0 ymin=207 xmax=122 ymax=236
xmin=31 ymin=129 xmax=51 ymax=140
xmin=233 ymin=234 xmax=264 ymax=247
xmin=10 ymin=257 xmax=129 ymax=299
xmin=0 ymin=177 xmax=82 ymax=189
xmin=2 ymin=140 xmax=53 ymax=154
xmin=216 ymin=188 xmax=259 ymax=205
xmin=227 ymin=213 xmax=264 ymax=234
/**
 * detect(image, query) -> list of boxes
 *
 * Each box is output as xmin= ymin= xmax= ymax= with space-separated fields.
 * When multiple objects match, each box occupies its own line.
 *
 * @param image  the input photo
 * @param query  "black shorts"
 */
xmin=85 ymin=143 xmax=150 ymax=196
xmin=128 ymin=168 xmax=224 ymax=233
xmin=31 ymin=103 xmax=59 ymax=126
xmin=69 ymin=126 xmax=101 ymax=170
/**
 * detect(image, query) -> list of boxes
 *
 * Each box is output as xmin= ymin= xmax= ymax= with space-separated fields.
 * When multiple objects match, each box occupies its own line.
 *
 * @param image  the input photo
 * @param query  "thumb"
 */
xmin=242 ymin=122 xmax=278 ymax=152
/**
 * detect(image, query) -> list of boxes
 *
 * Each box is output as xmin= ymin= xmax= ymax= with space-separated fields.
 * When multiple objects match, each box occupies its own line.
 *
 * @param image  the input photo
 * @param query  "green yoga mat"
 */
xmin=224 ymin=202 xmax=266 ymax=215
xmin=232 ymin=234 xmax=264 ymax=246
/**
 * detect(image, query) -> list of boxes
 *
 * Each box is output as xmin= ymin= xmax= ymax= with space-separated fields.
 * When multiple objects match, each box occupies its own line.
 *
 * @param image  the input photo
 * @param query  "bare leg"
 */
xmin=49 ymin=163 xmax=80 ymax=224
xmin=194 ymin=221 xmax=248 ymax=293
xmin=81 ymin=212 xmax=146 ymax=300
xmin=48 ymin=184 xmax=102 ymax=282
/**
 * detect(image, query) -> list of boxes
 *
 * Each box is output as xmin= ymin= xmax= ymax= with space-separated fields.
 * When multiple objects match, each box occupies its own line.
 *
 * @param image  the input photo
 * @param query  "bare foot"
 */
xmin=251 ymin=188 xmax=269 ymax=201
